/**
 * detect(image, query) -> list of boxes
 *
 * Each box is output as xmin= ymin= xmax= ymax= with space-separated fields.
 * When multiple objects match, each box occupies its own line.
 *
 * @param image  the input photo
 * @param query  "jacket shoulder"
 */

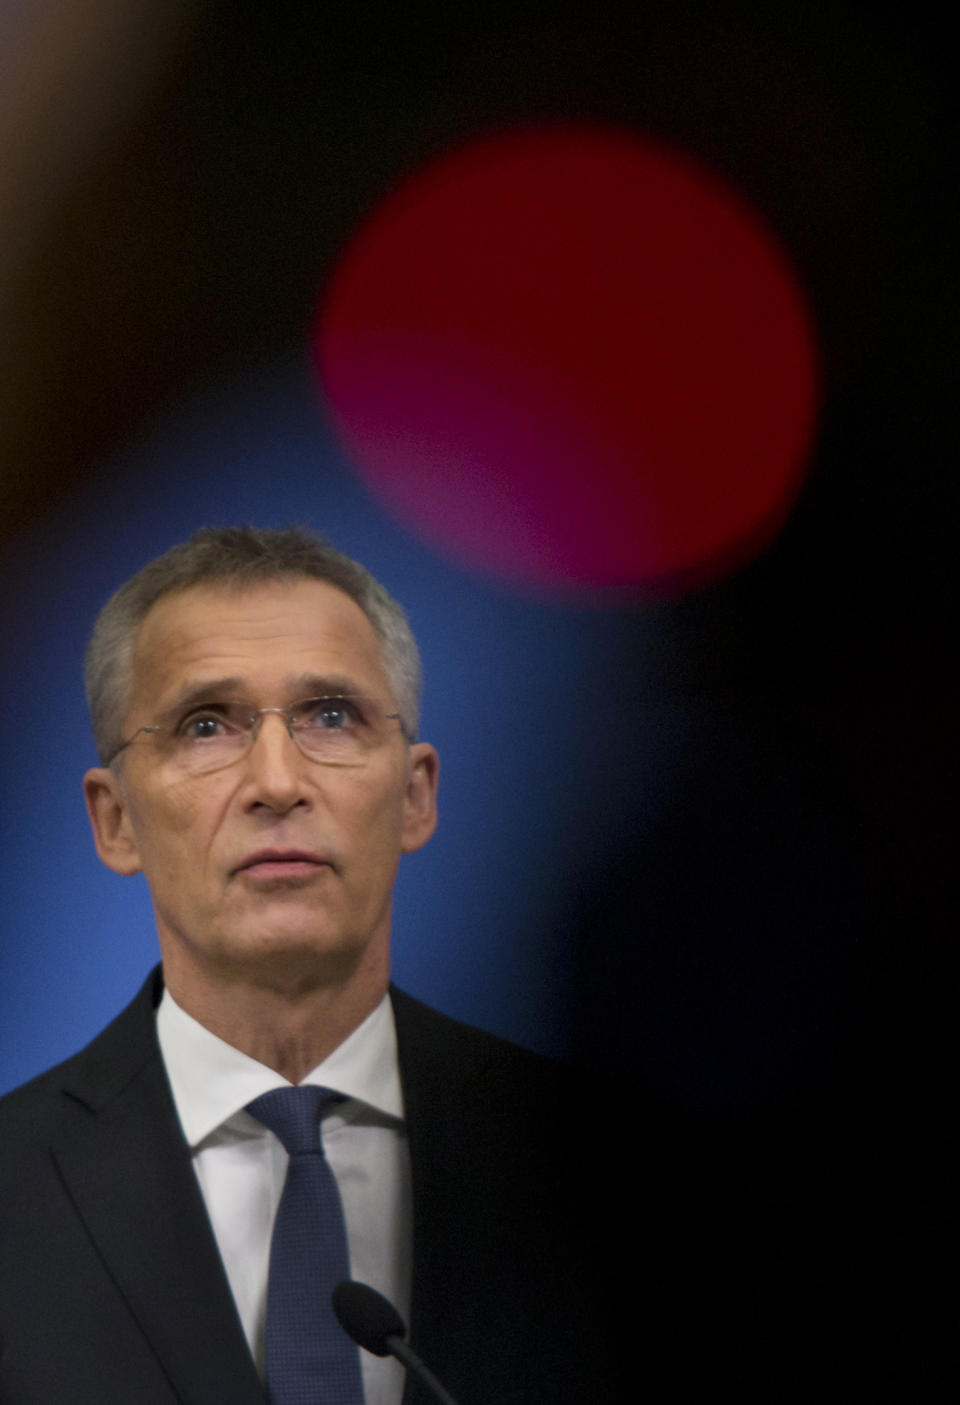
xmin=0 ymin=967 xmax=163 ymax=1145
xmin=389 ymin=984 xmax=594 ymax=1099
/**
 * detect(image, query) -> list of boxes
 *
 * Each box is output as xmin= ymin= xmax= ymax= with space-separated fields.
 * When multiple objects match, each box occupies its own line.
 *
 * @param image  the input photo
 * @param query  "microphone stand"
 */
xmin=382 ymin=1333 xmax=461 ymax=1405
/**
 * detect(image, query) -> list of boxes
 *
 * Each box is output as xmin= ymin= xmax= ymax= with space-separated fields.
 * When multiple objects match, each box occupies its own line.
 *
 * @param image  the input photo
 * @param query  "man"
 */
xmin=0 ymin=526 xmax=670 ymax=1404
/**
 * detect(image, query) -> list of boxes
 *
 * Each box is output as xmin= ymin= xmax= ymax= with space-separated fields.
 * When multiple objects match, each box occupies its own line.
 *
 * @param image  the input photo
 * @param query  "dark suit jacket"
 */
xmin=0 ymin=969 xmax=658 ymax=1404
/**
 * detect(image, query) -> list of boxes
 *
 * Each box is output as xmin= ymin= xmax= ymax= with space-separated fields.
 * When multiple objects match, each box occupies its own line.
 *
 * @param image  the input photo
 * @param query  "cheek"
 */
xmin=362 ymin=765 xmax=409 ymax=824
xmin=336 ymin=770 xmax=407 ymax=848
xmin=160 ymin=775 xmax=205 ymax=832
xmin=129 ymin=774 xmax=223 ymax=858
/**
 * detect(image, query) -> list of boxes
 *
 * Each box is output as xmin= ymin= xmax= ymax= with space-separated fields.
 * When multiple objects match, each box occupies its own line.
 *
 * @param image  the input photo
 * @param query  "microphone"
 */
xmin=332 ymin=1281 xmax=461 ymax=1405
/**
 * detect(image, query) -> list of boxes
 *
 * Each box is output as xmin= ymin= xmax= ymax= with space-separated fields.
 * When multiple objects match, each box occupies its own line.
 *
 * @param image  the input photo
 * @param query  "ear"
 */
xmin=83 ymin=767 xmax=143 ymax=876
xmin=401 ymin=743 xmax=439 ymax=854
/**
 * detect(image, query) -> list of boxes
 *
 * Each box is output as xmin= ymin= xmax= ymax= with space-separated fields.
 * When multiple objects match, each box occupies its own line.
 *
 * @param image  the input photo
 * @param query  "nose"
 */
xmin=242 ymin=711 xmax=310 ymax=814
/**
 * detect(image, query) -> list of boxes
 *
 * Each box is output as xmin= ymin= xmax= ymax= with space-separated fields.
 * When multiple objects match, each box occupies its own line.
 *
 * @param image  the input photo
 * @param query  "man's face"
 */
xmin=83 ymin=579 xmax=438 ymax=1001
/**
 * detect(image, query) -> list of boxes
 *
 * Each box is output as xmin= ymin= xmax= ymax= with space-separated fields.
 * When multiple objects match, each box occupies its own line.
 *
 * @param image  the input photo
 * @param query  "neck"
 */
xmin=162 ymin=956 xmax=389 ymax=1083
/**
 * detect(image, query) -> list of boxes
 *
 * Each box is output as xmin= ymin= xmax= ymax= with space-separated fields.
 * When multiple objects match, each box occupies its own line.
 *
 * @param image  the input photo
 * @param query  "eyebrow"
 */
xmin=160 ymin=673 xmax=373 ymax=716
xmin=287 ymin=673 xmax=372 ymax=699
xmin=160 ymin=678 xmax=245 ymax=716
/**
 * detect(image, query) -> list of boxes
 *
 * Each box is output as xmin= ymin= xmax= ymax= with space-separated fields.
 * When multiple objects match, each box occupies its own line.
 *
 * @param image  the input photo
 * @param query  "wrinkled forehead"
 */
xmin=127 ymin=579 xmax=389 ymax=714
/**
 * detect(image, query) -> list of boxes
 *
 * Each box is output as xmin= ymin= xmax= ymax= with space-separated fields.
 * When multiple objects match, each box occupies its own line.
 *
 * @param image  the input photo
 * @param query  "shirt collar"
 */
xmin=156 ymin=985 xmax=404 ymax=1148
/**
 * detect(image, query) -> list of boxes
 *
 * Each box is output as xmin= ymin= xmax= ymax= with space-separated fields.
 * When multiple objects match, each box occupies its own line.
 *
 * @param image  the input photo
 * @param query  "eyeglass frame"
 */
xmin=104 ymin=694 xmax=408 ymax=770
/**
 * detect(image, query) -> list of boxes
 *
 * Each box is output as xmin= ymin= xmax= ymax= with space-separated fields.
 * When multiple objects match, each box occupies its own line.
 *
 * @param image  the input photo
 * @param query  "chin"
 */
xmin=226 ymin=925 xmax=373 ymax=989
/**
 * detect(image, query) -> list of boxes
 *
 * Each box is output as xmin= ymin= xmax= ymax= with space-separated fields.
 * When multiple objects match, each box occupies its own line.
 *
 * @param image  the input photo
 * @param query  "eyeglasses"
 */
xmin=107 ymin=696 xmax=405 ymax=774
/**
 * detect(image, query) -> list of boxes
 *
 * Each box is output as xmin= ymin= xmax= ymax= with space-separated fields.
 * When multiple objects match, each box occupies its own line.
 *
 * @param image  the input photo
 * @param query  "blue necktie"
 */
xmin=246 ymin=1086 xmax=365 ymax=1405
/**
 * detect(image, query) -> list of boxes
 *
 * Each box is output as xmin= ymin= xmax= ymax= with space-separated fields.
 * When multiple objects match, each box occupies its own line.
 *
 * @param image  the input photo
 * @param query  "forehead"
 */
xmin=128 ymin=579 xmax=388 ymax=708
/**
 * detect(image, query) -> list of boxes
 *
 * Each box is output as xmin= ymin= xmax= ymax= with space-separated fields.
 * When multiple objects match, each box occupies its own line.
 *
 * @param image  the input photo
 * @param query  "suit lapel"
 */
xmin=392 ymin=988 xmax=532 ymax=1405
xmin=50 ymin=972 xmax=266 ymax=1405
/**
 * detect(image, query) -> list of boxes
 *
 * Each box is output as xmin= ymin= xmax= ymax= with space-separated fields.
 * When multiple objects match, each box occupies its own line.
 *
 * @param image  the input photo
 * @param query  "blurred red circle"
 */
xmin=316 ymin=125 xmax=819 ymax=590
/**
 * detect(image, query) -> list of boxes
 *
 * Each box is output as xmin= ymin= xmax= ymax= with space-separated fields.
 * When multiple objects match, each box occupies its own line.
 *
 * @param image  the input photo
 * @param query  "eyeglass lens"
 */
xmin=159 ymin=696 xmax=393 ymax=773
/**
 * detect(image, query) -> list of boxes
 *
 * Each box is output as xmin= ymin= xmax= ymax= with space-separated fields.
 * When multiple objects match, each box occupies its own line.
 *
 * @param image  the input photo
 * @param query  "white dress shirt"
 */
xmin=156 ymin=988 xmax=411 ymax=1405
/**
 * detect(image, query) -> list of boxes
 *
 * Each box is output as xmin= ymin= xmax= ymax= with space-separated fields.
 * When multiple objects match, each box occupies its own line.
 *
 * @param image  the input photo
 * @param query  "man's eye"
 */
xmin=303 ymin=698 xmax=361 ymax=730
xmin=179 ymin=711 xmax=230 ymax=741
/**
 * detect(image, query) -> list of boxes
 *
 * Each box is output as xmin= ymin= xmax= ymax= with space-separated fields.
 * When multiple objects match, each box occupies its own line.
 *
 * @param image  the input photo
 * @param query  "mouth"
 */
xmin=234 ymin=849 xmax=331 ymax=880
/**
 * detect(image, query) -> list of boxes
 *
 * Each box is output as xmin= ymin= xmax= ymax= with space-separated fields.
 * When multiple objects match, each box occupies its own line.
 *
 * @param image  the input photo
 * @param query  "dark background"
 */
xmin=0 ymin=2 xmax=954 ymax=1145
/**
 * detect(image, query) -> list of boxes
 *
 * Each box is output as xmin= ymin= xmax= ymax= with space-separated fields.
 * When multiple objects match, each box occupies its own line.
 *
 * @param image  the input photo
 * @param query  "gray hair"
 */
xmin=85 ymin=526 xmax=422 ymax=763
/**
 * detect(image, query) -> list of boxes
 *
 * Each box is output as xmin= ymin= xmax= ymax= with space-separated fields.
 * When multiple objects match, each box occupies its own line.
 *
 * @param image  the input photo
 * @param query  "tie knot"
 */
xmin=246 ymin=1085 xmax=345 ymax=1156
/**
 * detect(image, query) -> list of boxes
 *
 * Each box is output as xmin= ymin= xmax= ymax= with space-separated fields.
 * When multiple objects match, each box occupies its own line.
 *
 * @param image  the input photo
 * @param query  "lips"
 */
xmin=234 ymin=849 xmax=329 ymax=876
